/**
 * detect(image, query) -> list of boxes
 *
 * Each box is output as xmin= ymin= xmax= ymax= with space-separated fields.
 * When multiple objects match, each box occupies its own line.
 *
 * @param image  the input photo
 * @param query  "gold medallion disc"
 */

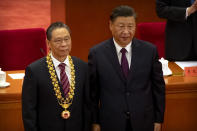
xmin=61 ymin=110 xmax=70 ymax=119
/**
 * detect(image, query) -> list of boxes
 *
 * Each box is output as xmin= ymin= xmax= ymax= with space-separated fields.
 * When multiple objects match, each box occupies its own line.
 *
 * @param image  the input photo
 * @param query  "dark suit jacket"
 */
xmin=88 ymin=38 xmax=165 ymax=131
xmin=156 ymin=0 xmax=197 ymax=61
xmin=22 ymin=56 xmax=91 ymax=131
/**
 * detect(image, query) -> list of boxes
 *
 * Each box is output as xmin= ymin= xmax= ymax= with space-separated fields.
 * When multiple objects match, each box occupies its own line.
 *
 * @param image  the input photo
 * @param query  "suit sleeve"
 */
xmin=88 ymin=48 xmax=100 ymax=124
xmin=83 ymin=63 xmax=92 ymax=131
xmin=151 ymin=47 xmax=166 ymax=123
xmin=22 ymin=66 xmax=38 ymax=131
xmin=156 ymin=0 xmax=187 ymax=22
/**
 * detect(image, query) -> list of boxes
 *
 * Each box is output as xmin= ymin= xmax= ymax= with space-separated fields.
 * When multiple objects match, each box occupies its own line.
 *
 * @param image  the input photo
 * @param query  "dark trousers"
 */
xmin=125 ymin=118 xmax=132 ymax=131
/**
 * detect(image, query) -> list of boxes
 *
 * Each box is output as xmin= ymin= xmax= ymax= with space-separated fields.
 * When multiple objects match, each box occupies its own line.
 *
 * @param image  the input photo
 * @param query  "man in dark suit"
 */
xmin=22 ymin=22 xmax=91 ymax=131
xmin=156 ymin=0 xmax=197 ymax=61
xmin=88 ymin=5 xmax=165 ymax=131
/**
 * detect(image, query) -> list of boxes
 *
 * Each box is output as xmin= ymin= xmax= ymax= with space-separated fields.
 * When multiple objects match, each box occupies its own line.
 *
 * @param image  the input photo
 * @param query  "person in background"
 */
xmin=156 ymin=0 xmax=197 ymax=61
xmin=89 ymin=5 xmax=165 ymax=131
xmin=22 ymin=22 xmax=91 ymax=131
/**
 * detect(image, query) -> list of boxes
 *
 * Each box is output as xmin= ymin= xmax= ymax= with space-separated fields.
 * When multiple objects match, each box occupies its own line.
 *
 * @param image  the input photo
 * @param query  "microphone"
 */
xmin=40 ymin=48 xmax=46 ymax=56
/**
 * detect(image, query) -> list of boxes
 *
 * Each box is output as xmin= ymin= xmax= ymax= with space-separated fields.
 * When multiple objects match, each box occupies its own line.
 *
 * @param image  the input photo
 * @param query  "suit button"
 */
xmin=126 ymin=92 xmax=131 ymax=96
xmin=125 ymin=111 xmax=130 ymax=119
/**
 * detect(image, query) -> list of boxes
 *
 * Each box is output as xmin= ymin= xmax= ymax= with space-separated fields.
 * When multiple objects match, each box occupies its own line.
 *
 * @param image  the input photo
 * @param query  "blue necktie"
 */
xmin=120 ymin=48 xmax=129 ymax=78
xmin=191 ymin=0 xmax=195 ymax=4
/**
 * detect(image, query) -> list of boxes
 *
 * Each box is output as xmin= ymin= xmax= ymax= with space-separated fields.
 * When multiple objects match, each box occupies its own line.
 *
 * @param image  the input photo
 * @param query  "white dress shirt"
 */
xmin=113 ymin=38 xmax=132 ymax=68
xmin=51 ymin=53 xmax=71 ymax=84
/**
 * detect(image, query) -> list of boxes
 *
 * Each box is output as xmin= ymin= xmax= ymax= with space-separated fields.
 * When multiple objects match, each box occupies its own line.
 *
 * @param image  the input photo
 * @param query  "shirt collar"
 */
xmin=50 ymin=53 xmax=69 ymax=69
xmin=113 ymin=38 xmax=132 ymax=54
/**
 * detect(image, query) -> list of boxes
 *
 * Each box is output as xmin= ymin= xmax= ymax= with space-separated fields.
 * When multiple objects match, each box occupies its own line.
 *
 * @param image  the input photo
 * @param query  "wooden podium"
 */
xmin=0 ymin=63 xmax=197 ymax=131
xmin=162 ymin=62 xmax=197 ymax=131
xmin=0 ymin=70 xmax=24 ymax=131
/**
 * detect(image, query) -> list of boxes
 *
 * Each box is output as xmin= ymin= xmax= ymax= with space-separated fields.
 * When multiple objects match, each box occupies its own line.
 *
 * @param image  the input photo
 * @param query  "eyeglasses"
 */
xmin=52 ymin=37 xmax=71 ymax=44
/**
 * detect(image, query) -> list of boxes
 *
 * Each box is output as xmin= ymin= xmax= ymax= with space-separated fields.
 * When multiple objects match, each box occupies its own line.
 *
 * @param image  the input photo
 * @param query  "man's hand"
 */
xmin=188 ymin=0 xmax=197 ymax=16
xmin=154 ymin=123 xmax=162 ymax=131
xmin=92 ymin=124 xmax=101 ymax=131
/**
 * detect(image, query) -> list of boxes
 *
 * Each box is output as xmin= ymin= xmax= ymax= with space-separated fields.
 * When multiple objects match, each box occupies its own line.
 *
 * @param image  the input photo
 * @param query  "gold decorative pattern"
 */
xmin=46 ymin=53 xmax=75 ymax=119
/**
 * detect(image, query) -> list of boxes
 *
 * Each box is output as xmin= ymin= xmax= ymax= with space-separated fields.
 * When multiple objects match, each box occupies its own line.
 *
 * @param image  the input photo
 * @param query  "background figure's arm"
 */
xmin=187 ymin=0 xmax=197 ymax=16
xmin=156 ymin=0 xmax=188 ymax=22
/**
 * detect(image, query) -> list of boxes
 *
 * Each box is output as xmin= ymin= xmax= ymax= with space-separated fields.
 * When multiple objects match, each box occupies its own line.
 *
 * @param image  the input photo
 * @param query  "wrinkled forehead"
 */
xmin=112 ymin=16 xmax=136 ymax=25
xmin=51 ymin=28 xmax=70 ymax=39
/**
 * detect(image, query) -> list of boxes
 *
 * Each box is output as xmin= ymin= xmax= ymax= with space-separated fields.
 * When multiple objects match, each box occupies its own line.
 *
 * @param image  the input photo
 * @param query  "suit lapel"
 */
xmin=68 ymin=56 xmax=77 ymax=111
xmin=72 ymin=57 xmax=78 ymax=86
xmin=45 ymin=57 xmax=67 ymax=98
xmin=127 ymin=38 xmax=139 ymax=83
xmin=105 ymin=39 xmax=126 ymax=82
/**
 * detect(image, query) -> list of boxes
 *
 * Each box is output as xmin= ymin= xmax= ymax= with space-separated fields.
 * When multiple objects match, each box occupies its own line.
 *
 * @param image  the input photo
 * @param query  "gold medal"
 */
xmin=47 ymin=54 xmax=75 ymax=120
xmin=61 ymin=110 xmax=70 ymax=119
